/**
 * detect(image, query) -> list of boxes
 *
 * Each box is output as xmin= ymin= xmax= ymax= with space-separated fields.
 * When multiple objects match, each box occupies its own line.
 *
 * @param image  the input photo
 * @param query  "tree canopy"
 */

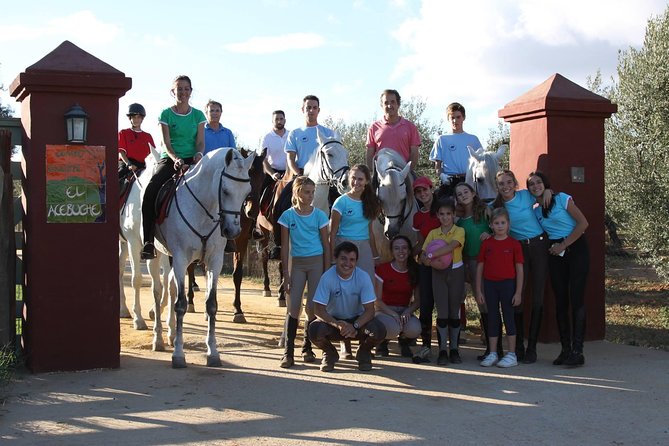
xmin=605 ymin=6 xmax=669 ymax=278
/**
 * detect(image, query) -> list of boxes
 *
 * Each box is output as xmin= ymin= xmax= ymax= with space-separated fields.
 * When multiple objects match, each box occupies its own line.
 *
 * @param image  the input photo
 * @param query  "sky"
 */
xmin=1 ymin=0 xmax=667 ymax=150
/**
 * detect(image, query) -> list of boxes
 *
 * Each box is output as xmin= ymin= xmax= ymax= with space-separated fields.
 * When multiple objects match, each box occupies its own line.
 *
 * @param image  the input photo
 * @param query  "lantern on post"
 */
xmin=64 ymin=104 xmax=89 ymax=143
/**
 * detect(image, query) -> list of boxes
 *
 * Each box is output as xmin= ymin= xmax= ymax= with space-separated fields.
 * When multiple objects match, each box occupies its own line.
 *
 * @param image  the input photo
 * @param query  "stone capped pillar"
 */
xmin=10 ymin=41 xmax=131 ymax=372
xmin=498 ymin=73 xmax=616 ymax=342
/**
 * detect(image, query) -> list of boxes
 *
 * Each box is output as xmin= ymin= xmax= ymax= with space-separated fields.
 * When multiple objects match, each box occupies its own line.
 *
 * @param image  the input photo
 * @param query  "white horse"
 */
xmin=373 ymin=149 xmax=418 ymax=262
xmin=465 ymin=144 xmax=507 ymax=202
xmin=119 ymin=146 xmax=170 ymax=330
xmin=303 ymin=128 xmax=350 ymax=212
xmin=152 ymin=147 xmax=254 ymax=368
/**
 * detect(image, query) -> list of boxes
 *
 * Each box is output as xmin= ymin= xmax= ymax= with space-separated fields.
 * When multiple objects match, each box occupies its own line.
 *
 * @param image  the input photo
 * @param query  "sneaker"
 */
xmin=437 ymin=350 xmax=449 ymax=365
xmin=497 ymin=352 xmax=518 ymax=368
xmin=141 ymin=242 xmax=156 ymax=260
xmin=356 ymin=348 xmax=373 ymax=371
xmin=320 ymin=351 xmax=339 ymax=372
xmin=376 ymin=341 xmax=389 ymax=357
xmin=449 ymin=349 xmax=462 ymax=364
xmin=412 ymin=346 xmax=431 ymax=364
xmin=480 ymin=352 xmax=499 ymax=367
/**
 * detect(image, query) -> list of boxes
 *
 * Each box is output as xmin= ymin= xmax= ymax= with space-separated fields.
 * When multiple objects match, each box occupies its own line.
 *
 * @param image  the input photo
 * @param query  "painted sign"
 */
xmin=46 ymin=145 xmax=106 ymax=223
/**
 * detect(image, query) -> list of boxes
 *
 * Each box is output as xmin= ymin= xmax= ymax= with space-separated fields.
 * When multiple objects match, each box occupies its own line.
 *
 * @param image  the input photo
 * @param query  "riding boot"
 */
xmin=225 ymin=239 xmax=237 ymax=253
xmin=398 ymin=337 xmax=413 ymax=357
xmin=280 ymin=316 xmax=298 ymax=368
xmin=524 ymin=306 xmax=543 ymax=364
xmin=553 ymin=304 xmax=572 ymax=365
xmin=301 ymin=318 xmax=316 ymax=363
xmin=514 ymin=311 xmax=526 ymax=361
xmin=568 ymin=305 xmax=587 ymax=365
xmin=436 ymin=320 xmax=448 ymax=350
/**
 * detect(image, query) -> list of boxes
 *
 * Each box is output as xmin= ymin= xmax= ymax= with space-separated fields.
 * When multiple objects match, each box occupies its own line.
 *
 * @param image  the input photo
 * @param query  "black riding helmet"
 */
xmin=127 ymin=103 xmax=146 ymax=117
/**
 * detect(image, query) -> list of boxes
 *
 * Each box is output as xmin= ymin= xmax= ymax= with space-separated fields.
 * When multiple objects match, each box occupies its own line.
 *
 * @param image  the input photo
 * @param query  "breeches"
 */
xmin=431 ymin=266 xmax=465 ymax=319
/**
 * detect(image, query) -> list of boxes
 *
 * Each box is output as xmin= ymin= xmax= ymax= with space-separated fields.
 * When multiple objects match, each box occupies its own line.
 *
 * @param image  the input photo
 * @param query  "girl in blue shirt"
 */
xmin=330 ymin=164 xmax=381 ymax=281
xmin=278 ymin=176 xmax=331 ymax=368
xmin=527 ymin=171 xmax=589 ymax=367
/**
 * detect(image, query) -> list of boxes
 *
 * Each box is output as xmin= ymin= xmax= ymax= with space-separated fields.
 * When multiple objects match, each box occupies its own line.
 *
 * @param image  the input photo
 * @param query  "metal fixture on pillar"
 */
xmin=64 ymin=104 xmax=89 ymax=143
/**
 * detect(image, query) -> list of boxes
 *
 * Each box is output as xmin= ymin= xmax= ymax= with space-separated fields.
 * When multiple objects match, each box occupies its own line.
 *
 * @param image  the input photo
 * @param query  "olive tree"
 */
xmin=324 ymin=96 xmax=443 ymax=179
xmin=605 ymin=6 xmax=669 ymax=278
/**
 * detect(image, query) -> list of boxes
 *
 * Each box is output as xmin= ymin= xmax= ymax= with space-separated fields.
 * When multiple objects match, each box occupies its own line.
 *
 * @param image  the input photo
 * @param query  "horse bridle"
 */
xmin=175 ymin=166 xmax=250 ymax=261
xmin=317 ymin=140 xmax=349 ymax=189
xmin=378 ymin=167 xmax=413 ymax=230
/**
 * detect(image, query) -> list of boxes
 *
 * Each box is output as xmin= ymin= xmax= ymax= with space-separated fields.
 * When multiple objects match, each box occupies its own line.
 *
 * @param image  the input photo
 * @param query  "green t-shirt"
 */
xmin=457 ymin=215 xmax=490 ymax=258
xmin=159 ymin=107 xmax=206 ymax=159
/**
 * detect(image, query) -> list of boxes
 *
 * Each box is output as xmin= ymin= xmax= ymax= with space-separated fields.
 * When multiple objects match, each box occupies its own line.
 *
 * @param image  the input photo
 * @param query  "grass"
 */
xmin=0 ymin=344 xmax=18 ymax=388
xmin=605 ymin=253 xmax=669 ymax=350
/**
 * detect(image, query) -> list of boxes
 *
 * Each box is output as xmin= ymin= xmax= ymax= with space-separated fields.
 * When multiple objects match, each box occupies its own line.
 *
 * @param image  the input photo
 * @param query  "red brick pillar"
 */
xmin=498 ymin=73 xmax=616 ymax=342
xmin=10 ymin=41 xmax=131 ymax=371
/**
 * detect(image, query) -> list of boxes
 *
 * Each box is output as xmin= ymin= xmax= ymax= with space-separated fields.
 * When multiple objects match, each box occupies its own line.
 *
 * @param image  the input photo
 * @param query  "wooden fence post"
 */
xmin=0 ymin=129 xmax=16 ymax=346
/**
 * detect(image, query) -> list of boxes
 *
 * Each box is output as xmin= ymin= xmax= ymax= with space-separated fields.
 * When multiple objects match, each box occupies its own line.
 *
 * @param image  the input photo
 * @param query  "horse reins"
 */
xmin=175 ymin=166 xmax=250 ymax=263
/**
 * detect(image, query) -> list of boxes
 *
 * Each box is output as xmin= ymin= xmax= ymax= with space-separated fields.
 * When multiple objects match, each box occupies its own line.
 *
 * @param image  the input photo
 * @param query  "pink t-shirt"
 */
xmin=366 ymin=117 xmax=421 ymax=163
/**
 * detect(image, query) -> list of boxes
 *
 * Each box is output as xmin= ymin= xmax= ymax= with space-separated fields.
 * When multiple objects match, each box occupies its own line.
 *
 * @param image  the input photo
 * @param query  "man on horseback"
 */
xmin=365 ymin=89 xmax=421 ymax=169
xmin=270 ymin=95 xmax=336 ymax=259
xmin=429 ymin=102 xmax=483 ymax=198
xmin=118 ymin=103 xmax=155 ymax=187
xmin=256 ymin=110 xmax=289 ymax=239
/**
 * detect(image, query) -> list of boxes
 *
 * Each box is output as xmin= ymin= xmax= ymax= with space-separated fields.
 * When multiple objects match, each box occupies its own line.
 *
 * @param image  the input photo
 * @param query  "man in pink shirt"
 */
xmin=366 ymin=89 xmax=421 ymax=168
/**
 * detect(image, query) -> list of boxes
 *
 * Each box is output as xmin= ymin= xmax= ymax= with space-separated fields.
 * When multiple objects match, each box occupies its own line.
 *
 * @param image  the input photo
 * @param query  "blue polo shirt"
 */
xmin=204 ymin=123 xmax=236 ymax=154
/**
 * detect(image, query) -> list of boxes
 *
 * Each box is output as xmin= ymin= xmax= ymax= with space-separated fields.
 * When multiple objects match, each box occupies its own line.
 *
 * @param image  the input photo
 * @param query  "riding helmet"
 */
xmin=127 ymin=103 xmax=146 ymax=117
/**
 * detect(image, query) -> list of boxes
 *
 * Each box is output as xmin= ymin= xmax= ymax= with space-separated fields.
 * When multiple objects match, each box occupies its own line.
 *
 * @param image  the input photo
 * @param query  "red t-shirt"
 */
xmin=412 ymin=208 xmax=440 ymax=239
xmin=477 ymin=236 xmax=524 ymax=281
xmin=118 ymin=129 xmax=155 ymax=163
xmin=375 ymin=262 xmax=414 ymax=307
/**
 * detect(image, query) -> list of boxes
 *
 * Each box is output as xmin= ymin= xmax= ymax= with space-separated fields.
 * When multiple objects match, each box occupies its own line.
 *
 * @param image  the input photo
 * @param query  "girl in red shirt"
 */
xmin=476 ymin=207 xmax=524 ymax=368
xmin=374 ymin=235 xmax=421 ymax=358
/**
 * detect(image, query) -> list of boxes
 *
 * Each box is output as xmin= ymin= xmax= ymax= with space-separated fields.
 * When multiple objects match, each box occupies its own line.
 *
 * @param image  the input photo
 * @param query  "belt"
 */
xmin=519 ymin=234 xmax=546 ymax=245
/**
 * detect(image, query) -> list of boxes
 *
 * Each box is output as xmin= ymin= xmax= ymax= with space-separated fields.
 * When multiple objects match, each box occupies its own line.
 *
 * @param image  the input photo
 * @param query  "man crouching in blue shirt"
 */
xmin=309 ymin=242 xmax=387 ymax=372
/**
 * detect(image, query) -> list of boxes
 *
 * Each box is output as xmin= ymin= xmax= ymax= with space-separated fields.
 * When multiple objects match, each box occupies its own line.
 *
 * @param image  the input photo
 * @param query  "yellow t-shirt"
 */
xmin=423 ymin=225 xmax=465 ymax=268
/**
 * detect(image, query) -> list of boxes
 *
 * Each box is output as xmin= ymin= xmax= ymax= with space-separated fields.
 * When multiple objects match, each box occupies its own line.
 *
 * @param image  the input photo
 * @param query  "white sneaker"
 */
xmin=497 ymin=352 xmax=518 ymax=368
xmin=480 ymin=352 xmax=498 ymax=367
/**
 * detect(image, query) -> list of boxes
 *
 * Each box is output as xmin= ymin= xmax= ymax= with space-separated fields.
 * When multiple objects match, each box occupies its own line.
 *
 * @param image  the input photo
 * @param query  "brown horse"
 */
xmin=230 ymin=149 xmax=286 ymax=323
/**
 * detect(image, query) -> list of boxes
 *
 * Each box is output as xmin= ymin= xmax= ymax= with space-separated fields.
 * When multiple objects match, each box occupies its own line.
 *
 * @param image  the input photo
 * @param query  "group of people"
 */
xmin=118 ymin=75 xmax=591 ymax=373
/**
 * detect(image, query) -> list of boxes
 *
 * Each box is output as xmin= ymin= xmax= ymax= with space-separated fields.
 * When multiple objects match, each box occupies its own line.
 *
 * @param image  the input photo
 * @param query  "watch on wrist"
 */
xmin=353 ymin=321 xmax=360 ymax=329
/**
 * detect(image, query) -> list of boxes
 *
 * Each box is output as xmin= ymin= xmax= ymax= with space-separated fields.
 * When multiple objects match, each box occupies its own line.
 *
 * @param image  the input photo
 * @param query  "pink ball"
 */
xmin=425 ymin=239 xmax=453 ymax=270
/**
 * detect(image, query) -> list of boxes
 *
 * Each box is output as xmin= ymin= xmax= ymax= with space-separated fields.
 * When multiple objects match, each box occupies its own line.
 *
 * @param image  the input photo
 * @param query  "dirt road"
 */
xmin=2 ymin=277 xmax=668 ymax=445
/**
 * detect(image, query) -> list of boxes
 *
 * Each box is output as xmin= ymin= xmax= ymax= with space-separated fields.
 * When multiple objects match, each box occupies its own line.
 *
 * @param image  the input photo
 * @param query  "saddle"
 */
xmin=119 ymin=173 xmax=136 ymax=209
xmin=155 ymin=170 xmax=186 ymax=224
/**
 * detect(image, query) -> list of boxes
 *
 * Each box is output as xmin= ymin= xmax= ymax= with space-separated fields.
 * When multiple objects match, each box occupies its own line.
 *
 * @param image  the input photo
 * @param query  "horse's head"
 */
xmin=311 ymin=128 xmax=350 ymax=194
xmin=213 ymin=148 xmax=254 ymax=240
xmin=466 ymin=144 xmax=507 ymax=202
xmin=239 ymin=147 xmax=266 ymax=220
xmin=376 ymin=151 xmax=412 ymax=238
